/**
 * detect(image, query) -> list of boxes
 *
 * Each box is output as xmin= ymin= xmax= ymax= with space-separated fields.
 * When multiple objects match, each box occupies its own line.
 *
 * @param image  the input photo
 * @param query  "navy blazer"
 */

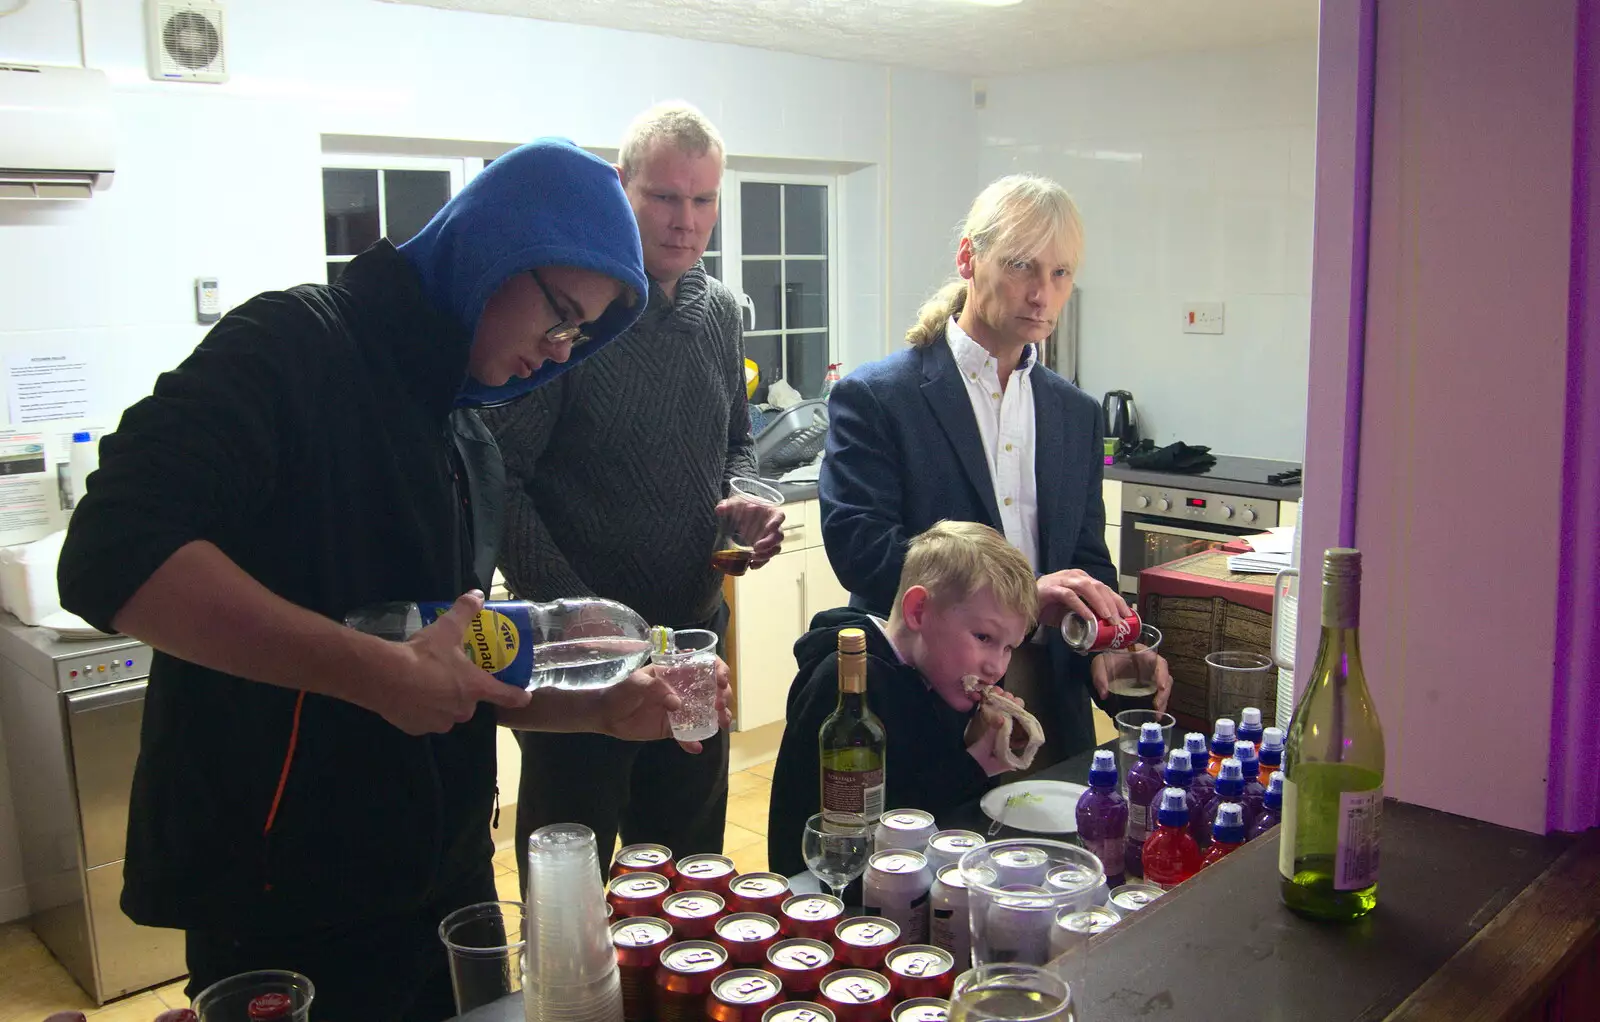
xmin=818 ymin=336 xmax=1117 ymax=755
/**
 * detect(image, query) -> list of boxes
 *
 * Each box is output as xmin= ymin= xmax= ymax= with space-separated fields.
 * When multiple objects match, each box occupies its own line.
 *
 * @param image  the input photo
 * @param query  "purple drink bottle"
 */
xmin=1203 ymin=757 xmax=1246 ymax=837
xmin=1123 ymin=722 xmax=1167 ymax=879
xmin=1235 ymin=740 xmax=1265 ymax=830
xmin=1183 ymin=732 xmax=1216 ymax=848
xmin=1249 ymin=771 xmax=1285 ymax=840
xmin=1075 ymin=749 xmax=1128 ymax=888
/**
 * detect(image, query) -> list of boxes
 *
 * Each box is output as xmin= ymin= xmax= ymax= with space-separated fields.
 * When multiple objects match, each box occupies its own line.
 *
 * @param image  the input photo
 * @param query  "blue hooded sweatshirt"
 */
xmin=396 ymin=137 xmax=649 ymax=407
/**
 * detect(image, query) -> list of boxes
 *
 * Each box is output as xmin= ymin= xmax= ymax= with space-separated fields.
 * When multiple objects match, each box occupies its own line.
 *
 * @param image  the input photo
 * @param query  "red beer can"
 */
xmin=612 ymin=916 xmax=675 ymax=1022
xmin=708 ymin=969 xmax=786 ymax=1022
xmin=656 ymin=940 xmax=730 ymax=1022
xmin=662 ymin=889 xmax=727 ymax=941
xmin=608 ymin=871 xmax=671 ymax=918
xmin=891 ymin=998 xmax=950 ymax=1022
xmin=765 ymin=937 xmax=836 ymax=998
xmin=677 ymin=853 xmax=738 ymax=896
xmin=612 ymin=842 xmax=678 ymax=882
xmin=817 ymin=969 xmax=894 ymax=1022
xmin=1062 ymin=609 xmax=1142 ymax=653
xmin=883 ymin=945 xmax=956 ymax=1003
xmin=780 ymin=893 xmax=846 ymax=941
xmin=729 ymin=872 xmax=792 ymax=916
xmin=716 ymin=911 xmax=783 ymax=966
xmin=763 ymin=1001 xmax=838 ymax=1022
xmin=832 ymin=916 xmax=901 ymax=972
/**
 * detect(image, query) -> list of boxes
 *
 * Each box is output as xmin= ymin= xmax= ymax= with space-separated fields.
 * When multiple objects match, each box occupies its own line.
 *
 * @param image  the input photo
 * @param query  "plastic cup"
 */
xmin=711 ymin=477 xmax=785 ymax=576
xmin=1112 ymin=710 xmax=1175 ymax=798
xmin=1205 ymin=650 xmax=1276 ymax=726
xmin=948 ymin=962 xmax=1075 ymax=1022
xmin=651 ymin=628 xmax=720 ymax=742
xmin=1098 ymin=625 xmax=1163 ymax=717
xmin=439 ymin=900 xmax=526 ymax=1015
xmin=191 ymin=970 xmax=314 ymax=1022
xmin=525 ymin=824 xmax=619 ymax=987
xmin=958 ymin=841 xmax=1104 ymax=968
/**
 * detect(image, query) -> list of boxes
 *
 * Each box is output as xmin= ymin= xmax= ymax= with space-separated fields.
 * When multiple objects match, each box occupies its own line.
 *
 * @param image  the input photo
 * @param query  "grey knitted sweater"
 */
xmin=482 ymin=265 xmax=756 ymax=628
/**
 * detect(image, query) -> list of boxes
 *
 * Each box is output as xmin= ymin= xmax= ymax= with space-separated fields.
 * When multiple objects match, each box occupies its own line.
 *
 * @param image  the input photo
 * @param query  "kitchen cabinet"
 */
xmin=1102 ymin=478 xmax=1122 ymax=578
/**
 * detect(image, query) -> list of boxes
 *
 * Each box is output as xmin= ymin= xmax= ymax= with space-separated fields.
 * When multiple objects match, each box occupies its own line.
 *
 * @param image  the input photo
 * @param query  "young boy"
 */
xmin=767 ymin=521 xmax=1041 ymax=876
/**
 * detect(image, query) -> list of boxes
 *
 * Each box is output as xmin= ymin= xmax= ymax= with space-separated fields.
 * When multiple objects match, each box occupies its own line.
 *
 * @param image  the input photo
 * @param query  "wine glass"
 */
xmin=948 ymin=963 xmax=1075 ymax=1022
xmin=802 ymin=812 xmax=872 ymax=900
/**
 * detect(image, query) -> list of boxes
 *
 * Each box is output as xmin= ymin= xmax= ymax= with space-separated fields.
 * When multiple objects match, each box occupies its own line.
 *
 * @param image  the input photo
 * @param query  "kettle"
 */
xmin=1103 ymin=390 xmax=1140 ymax=450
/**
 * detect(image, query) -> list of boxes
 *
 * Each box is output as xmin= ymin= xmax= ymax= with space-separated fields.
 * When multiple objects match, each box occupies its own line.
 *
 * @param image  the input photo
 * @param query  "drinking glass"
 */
xmin=650 ymin=627 xmax=720 ymax=742
xmin=712 ymin=477 xmax=785 ymax=575
xmin=1205 ymin=650 xmax=1277 ymax=726
xmin=1112 ymin=710 xmax=1175 ymax=799
xmin=1098 ymin=625 xmax=1164 ymax=716
xmin=192 ymin=970 xmax=315 ymax=1022
xmin=948 ymin=963 xmax=1075 ymax=1022
xmin=802 ymin=812 xmax=872 ymax=900
xmin=437 ymin=900 xmax=525 ymax=1015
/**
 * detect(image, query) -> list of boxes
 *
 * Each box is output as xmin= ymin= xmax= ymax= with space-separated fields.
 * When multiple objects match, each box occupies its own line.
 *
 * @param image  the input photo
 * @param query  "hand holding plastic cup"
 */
xmin=712 ymin=477 xmax=785 ymax=575
xmin=649 ymin=627 xmax=720 ymax=742
xmin=1099 ymin=624 xmax=1164 ymax=716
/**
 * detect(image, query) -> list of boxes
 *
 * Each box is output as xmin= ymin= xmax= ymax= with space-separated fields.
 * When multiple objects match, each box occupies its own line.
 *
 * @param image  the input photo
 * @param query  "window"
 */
xmin=718 ymin=173 xmax=836 ymax=401
xmin=322 ymin=155 xmax=467 ymax=283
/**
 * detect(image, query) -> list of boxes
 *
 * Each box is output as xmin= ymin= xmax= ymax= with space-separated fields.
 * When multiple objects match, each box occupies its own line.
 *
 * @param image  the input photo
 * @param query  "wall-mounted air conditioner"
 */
xmin=0 ymin=64 xmax=115 ymax=200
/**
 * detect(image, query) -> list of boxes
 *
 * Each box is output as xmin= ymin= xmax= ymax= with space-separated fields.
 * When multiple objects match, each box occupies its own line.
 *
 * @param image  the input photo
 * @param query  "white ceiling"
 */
xmin=382 ymin=0 xmax=1319 ymax=76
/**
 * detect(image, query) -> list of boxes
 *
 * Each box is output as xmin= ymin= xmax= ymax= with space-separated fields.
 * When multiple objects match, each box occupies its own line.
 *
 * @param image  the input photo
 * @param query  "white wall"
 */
xmin=978 ymin=41 xmax=1318 ymax=460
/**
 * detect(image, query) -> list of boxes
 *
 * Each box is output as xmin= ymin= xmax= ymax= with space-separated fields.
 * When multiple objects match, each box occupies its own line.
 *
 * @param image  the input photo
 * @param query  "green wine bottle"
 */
xmin=1280 ymin=548 xmax=1385 ymax=921
xmin=819 ymin=627 xmax=886 ymax=823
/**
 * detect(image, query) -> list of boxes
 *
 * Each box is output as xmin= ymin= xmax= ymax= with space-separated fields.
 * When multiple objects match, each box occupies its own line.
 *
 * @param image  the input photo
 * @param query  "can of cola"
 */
xmin=1048 ymin=904 xmax=1121 ymax=960
xmin=862 ymin=850 xmax=932 ymax=944
xmin=662 ymin=890 xmax=726 ymax=941
xmin=612 ymin=916 xmax=675 ymax=1022
xmin=891 ymin=999 xmax=950 ymax=1022
xmin=780 ymin=893 xmax=845 ymax=941
xmin=764 ymin=1001 xmax=837 ymax=1022
xmin=883 ymin=945 xmax=956 ymax=1002
xmin=677 ymin=853 xmax=738 ymax=896
xmin=655 ymin=940 xmax=730 ymax=1022
xmin=874 ymin=809 xmax=937 ymax=854
xmin=612 ymin=843 xmax=678 ymax=881
xmin=1108 ymin=882 xmax=1165 ymax=915
xmin=716 ymin=912 xmax=783 ymax=966
xmin=608 ymin=871 xmax=672 ymax=918
xmin=1062 ymin=609 xmax=1142 ymax=653
xmin=708 ymin=969 xmax=787 ymax=1022
xmin=923 ymin=830 xmax=984 ymax=874
xmin=832 ymin=916 xmax=901 ymax=972
xmin=729 ymin=872 xmax=792 ymax=917
xmin=766 ymin=937 xmax=835 ymax=998
xmin=927 ymin=864 xmax=970 ymax=969
xmin=817 ymin=969 xmax=894 ymax=1022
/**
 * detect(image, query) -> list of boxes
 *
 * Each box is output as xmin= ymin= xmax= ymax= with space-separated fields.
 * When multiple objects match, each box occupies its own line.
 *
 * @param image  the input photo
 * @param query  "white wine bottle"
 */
xmin=818 ymin=627 xmax=886 ymax=823
xmin=1280 ymin=548 xmax=1385 ymax=921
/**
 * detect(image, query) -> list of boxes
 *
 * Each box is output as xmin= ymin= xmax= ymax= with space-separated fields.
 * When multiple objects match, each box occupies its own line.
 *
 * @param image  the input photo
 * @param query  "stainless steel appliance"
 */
xmin=0 ymin=614 xmax=183 ymax=1003
xmin=1119 ymin=482 xmax=1280 ymax=594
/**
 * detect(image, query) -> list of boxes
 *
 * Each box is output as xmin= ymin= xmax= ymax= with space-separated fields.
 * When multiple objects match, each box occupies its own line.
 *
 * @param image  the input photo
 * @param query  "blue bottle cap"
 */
xmin=1185 ymin=732 xmax=1209 ymax=757
xmin=1240 ymin=707 xmax=1262 ymax=728
xmin=1163 ymin=749 xmax=1192 ymax=786
xmin=1088 ymin=749 xmax=1118 ymax=787
xmin=1261 ymin=727 xmax=1286 ymax=753
xmin=1263 ymin=771 xmax=1285 ymax=809
xmin=1212 ymin=803 xmax=1247 ymax=843
xmin=1236 ymin=741 xmax=1260 ymax=778
xmin=1216 ymin=758 xmax=1244 ymax=796
xmin=1157 ymin=787 xmax=1190 ymax=827
xmin=1212 ymin=718 xmax=1236 ymax=740
xmin=72 ymin=431 xmax=92 ymax=443
xmin=1138 ymin=722 xmax=1165 ymax=758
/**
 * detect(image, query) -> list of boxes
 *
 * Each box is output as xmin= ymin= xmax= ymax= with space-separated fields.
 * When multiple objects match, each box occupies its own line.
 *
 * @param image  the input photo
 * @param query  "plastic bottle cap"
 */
xmin=1088 ymin=749 xmax=1118 ymax=786
xmin=1262 ymin=727 xmax=1286 ymax=751
xmin=1165 ymin=749 xmax=1192 ymax=773
xmin=1268 ymin=771 xmax=1285 ymax=793
xmin=1159 ymin=788 xmax=1188 ymax=813
xmin=1236 ymin=740 xmax=1258 ymax=761
xmin=1240 ymin=707 xmax=1261 ymax=726
xmin=1216 ymin=803 xmax=1245 ymax=827
xmin=1140 ymin=722 xmax=1163 ymax=741
xmin=1213 ymin=719 xmax=1236 ymax=740
xmin=1185 ymin=733 xmax=1209 ymax=754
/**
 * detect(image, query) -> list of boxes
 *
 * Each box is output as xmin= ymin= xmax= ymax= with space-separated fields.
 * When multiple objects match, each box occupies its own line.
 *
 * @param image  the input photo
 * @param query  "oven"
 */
xmin=1118 ymin=482 xmax=1280 ymax=594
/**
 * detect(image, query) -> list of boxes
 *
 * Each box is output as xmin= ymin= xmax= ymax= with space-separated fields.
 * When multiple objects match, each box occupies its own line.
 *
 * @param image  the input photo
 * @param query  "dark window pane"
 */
xmin=743 ymin=260 xmax=781 ymax=332
xmin=785 ymin=259 xmax=828 ymax=330
xmin=708 ymin=217 xmax=721 ymax=254
xmin=323 ymin=169 xmax=379 ymax=255
xmin=384 ymin=169 xmax=450 ymax=245
xmin=786 ymin=332 xmax=830 ymax=399
xmin=745 ymin=335 xmax=782 ymax=403
xmin=702 ymin=256 xmax=720 ymax=280
xmin=742 ymin=182 xmax=781 ymax=255
xmin=327 ymin=261 xmax=346 ymax=284
xmin=784 ymin=184 xmax=828 ymax=255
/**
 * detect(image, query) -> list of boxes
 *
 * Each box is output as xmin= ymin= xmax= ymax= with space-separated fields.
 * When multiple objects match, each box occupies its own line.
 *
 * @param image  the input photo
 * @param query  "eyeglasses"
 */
xmin=528 ymin=269 xmax=592 ymax=348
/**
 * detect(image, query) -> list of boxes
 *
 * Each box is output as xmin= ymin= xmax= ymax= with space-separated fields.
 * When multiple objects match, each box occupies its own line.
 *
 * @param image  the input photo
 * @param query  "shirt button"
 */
xmin=1005 ymin=443 xmax=1013 ymax=452
xmin=1004 ymin=497 xmax=1014 ymax=506
xmin=991 ymin=392 xmax=1001 ymax=400
xmin=969 ymin=372 xmax=978 ymax=380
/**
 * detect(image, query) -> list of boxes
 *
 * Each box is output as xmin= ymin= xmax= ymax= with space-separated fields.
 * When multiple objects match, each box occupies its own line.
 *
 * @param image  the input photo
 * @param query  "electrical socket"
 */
xmin=1183 ymin=302 xmax=1224 ymax=335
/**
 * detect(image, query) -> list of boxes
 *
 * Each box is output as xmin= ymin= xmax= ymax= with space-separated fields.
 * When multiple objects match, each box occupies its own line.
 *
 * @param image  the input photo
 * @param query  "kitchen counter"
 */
xmin=771 ymin=479 xmax=818 ymax=504
xmin=1106 ymin=454 xmax=1302 ymax=502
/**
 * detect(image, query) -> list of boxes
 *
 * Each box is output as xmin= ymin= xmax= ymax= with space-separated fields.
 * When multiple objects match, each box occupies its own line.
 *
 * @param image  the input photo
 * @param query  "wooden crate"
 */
xmin=1142 ymin=591 xmax=1276 ymax=735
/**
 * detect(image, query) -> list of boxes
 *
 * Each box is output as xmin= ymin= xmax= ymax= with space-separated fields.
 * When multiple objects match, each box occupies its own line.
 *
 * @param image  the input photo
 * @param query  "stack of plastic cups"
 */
xmin=524 ymin=823 xmax=626 ymax=1022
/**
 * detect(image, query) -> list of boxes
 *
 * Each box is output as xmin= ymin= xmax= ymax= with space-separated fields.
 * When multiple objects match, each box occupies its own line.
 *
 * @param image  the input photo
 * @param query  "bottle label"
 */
xmin=1335 ymin=788 xmax=1382 ymax=890
xmin=418 ymin=601 xmax=536 ymax=688
xmin=1278 ymin=777 xmax=1299 ymax=879
xmin=1084 ymin=835 xmax=1123 ymax=872
xmin=823 ymin=768 xmax=886 ymax=822
xmin=1126 ymin=802 xmax=1150 ymax=844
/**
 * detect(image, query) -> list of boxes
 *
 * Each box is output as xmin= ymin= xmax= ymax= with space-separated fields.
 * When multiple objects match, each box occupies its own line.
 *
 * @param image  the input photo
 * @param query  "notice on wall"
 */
xmin=0 ymin=431 xmax=56 ymax=546
xmin=7 ymin=353 xmax=98 ymax=425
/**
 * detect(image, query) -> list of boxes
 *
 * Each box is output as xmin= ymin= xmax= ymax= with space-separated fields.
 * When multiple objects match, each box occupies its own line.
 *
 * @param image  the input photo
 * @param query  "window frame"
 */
xmin=321 ymin=154 xmax=470 ymax=276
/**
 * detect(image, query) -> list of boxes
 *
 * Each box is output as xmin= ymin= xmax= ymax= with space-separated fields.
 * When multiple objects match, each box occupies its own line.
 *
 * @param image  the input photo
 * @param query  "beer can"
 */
xmin=715 ymin=911 xmax=783 ymax=966
xmin=766 ymin=937 xmax=835 ymax=997
xmin=1048 ymin=904 xmax=1121 ymax=960
xmin=928 ymin=864 xmax=970 ymax=969
xmin=924 ymin=830 xmax=984 ymax=874
xmin=873 ymin=809 xmax=938 ymax=854
xmin=608 ymin=871 xmax=671 ymax=918
xmin=832 ymin=916 xmax=901 ymax=972
xmin=709 ymin=969 xmax=786 ymax=1022
xmin=729 ymin=872 xmax=793 ymax=917
xmin=862 ymin=849 xmax=932 ymax=945
xmin=1045 ymin=863 xmax=1107 ymax=911
xmin=818 ymin=969 xmax=894 ymax=1022
xmin=1109 ymin=882 xmax=1165 ymax=915
xmin=988 ymin=846 xmax=1050 ymax=888
xmin=1062 ymin=609 xmax=1142 ymax=653
xmin=764 ymin=1001 xmax=837 ymax=1022
xmin=883 ymin=944 xmax=956 ymax=1002
xmin=981 ymin=885 xmax=1055 ymax=964
xmin=891 ymin=998 xmax=951 ymax=1022
xmin=656 ymin=940 xmax=730 ymax=1022
xmin=612 ymin=842 xmax=678 ymax=881
xmin=663 ymin=889 xmax=727 ymax=941
xmin=612 ymin=916 xmax=675 ymax=1022
xmin=677 ymin=853 xmax=738 ymax=896
xmin=780 ymin=893 xmax=845 ymax=941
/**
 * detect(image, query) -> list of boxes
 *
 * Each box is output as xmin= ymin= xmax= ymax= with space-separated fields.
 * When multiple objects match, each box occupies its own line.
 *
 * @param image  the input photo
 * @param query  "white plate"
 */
xmin=980 ymin=780 xmax=1089 ymax=834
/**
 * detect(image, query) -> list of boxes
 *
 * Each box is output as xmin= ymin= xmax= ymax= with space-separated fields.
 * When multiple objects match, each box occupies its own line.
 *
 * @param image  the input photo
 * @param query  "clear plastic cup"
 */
xmin=1205 ymin=650 xmax=1276 ymax=726
xmin=651 ymin=628 xmax=720 ymax=742
xmin=948 ymin=962 xmax=1075 ymax=1022
xmin=438 ymin=900 xmax=525 ymax=1015
xmin=525 ymin=824 xmax=620 ymax=988
xmin=1098 ymin=625 xmax=1164 ymax=716
xmin=191 ymin=970 xmax=314 ymax=1022
xmin=1113 ymin=709 xmax=1176 ymax=798
xmin=711 ymin=477 xmax=785 ymax=576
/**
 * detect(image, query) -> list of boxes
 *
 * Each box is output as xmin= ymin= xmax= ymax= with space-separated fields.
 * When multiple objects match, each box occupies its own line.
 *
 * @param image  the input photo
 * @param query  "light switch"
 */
xmin=1183 ymin=302 xmax=1224 ymax=335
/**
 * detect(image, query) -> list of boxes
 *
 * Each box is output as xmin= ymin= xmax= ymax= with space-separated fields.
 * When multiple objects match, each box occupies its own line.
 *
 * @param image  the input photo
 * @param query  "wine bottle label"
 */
xmin=1335 ymin=788 xmax=1382 ymax=890
xmin=1126 ymin=802 xmax=1150 ymax=843
xmin=1278 ymin=778 xmax=1298 ymax=880
xmin=823 ymin=768 xmax=886 ymax=822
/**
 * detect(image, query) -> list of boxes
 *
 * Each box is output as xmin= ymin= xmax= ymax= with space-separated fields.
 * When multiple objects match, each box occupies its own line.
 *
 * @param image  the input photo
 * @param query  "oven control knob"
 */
xmin=1243 ymin=507 xmax=1258 ymax=524
xmin=1136 ymin=495 xmax=1151 ymax=509
xmin=1157 ymin=498 xmax=1171 ymax=512
xmin=1221 ymin=504 xmax=1234 ymax=519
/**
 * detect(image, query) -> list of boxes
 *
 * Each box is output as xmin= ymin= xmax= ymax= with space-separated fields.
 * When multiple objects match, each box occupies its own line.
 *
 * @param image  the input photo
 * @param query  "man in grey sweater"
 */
xmin=484 ymin=103 xmax=783 ymax=885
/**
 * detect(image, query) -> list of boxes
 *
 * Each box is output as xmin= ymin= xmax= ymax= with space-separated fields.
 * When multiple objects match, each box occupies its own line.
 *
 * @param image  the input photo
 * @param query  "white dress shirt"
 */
xmin=945 ymin=318 xmax=1040 ymax=571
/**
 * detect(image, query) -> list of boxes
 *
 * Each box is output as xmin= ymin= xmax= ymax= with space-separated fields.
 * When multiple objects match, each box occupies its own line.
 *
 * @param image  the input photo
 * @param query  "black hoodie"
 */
xmin=767 ymin=608 xmax=996 ymax=877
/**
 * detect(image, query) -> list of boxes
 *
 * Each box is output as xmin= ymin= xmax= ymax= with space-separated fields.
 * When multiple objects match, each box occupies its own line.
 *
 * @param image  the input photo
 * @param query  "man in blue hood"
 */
xmin=57 ymin=139 xmax=721 ymax=1021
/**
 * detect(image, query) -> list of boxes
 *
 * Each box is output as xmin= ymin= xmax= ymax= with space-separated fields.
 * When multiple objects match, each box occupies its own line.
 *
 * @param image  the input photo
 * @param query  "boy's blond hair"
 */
xmin=887 ymin=521 xmax=1039 ymax=631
